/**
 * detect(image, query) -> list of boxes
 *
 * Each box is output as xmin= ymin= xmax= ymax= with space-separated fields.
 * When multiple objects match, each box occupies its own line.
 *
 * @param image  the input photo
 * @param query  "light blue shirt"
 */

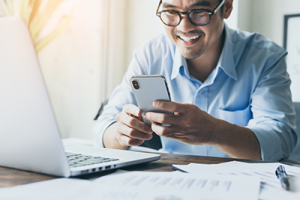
xmin=93 ymin=25 xmax=297 ymax=161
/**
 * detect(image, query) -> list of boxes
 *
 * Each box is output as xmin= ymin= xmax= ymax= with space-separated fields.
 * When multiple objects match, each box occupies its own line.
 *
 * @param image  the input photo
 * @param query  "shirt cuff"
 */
xmin=247 ymin=124 xmax=283 ymax=161
xmin=93 ymin=120 xmax=116 ymax=148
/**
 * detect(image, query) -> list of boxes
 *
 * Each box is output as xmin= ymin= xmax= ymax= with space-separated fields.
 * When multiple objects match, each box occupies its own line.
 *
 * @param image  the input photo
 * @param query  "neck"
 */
xmin=187 ymin=29 xmax=225 ymax=83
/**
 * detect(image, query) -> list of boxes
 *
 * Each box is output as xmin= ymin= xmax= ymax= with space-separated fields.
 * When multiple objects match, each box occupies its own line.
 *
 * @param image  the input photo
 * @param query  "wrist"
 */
xmin=207 ymin=118 xmax=232 ymax=146
xmin=104 ymin=123 xmax=128 ymax=150
xmin=207 ymin=119 xmax=261 ymax=160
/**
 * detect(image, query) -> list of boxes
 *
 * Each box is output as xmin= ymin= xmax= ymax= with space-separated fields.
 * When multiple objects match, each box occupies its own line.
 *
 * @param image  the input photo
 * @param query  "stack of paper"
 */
xmin=91 ymin=171 xmax=260 ymax=200
xmin=173 ymin=161 xmax=300 ymax=200
xmin=0 ymin=170 xmax=260 ymax=200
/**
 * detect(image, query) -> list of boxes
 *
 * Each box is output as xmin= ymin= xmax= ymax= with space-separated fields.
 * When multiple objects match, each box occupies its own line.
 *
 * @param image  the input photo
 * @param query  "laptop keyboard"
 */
xmin=66 ymin=152 xmax=119 ymax=168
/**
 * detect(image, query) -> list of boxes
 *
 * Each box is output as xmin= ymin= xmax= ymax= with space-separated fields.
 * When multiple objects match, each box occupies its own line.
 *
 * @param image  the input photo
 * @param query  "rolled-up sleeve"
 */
xmin=247 ymin=58 xmax=297 ymax=161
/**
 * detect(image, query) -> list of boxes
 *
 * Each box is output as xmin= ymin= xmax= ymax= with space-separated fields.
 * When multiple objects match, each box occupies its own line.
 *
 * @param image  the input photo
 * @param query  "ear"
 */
xmin=223 ymin=0 xmax=233 ymax=19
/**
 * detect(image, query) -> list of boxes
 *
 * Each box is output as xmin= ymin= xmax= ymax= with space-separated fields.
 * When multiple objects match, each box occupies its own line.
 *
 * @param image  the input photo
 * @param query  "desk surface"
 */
xmin=1 ymin=153 xmax=299 ymax=188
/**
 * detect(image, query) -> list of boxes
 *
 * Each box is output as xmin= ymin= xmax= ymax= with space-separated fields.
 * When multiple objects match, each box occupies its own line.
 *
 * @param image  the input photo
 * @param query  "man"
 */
xmin=93 ymin=0 xmax=297 ymax=161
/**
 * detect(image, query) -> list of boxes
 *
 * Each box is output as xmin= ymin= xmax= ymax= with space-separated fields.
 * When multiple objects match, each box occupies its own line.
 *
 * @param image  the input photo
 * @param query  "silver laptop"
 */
xmin=0 ymin=17 xmax=160 ymax=177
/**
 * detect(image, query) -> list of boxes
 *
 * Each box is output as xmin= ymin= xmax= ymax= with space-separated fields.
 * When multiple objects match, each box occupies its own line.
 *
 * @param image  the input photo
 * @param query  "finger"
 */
xmin=117 ymin=123 xmax=153 ymax=141
xmin=117 ymin=112 xmax=153 ymax=134
xmin=123 ymin=104 xmax=142 ymax=118
xmin=151 ymin=124 xmax=190 ymax=143
xmin=151 ymin=123 xmax=176 ymax=138
xmin=153 ymin=101 xmax=189 ymax=113
xmin=117 ymin=134 xmax=145 ymax=146
xmin=144 ymin=112 xmax=179 ymax=126
xmin=128 ymin=113 xmax=143 ymax=122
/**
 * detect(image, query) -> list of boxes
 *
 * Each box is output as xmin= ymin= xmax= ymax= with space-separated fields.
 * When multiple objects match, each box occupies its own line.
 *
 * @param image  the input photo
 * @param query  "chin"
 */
xmin=180 ymin=49 xmax=203 ymax=60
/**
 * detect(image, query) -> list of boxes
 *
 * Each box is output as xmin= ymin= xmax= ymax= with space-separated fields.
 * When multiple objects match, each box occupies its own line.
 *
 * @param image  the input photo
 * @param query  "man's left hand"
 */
xmin=144 ymin=100 xmax=220 ymax=145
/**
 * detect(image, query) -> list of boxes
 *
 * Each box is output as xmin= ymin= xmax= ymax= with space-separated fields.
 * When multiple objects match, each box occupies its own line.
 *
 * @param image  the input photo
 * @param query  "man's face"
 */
xmin=160 ymin=0 xmax=225 ymax=60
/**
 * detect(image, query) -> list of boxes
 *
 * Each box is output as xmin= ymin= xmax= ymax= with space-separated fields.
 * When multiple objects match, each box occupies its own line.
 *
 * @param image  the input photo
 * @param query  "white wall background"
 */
xmin=38 ymin=0 xmax=165 ymax=140
xmin=238 ymin=0 xmax=300 ymax=102
xmin=38 ymin=0 xmax=102 ymax=139
xmin=37 ymin=0 xmax=299 ymax=140
xmin=125 ymin=0 xmax=164 ymax=68
xmin=225 ymin=0 xmax=239 ymax=29
xmin=238 ymin=0 xmax=300 ymax=45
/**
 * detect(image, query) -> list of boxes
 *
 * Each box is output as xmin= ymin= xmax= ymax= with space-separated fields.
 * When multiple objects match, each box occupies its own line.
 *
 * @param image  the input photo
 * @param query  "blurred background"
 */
xmin=1 ymin=0 xmax=299 ymax=140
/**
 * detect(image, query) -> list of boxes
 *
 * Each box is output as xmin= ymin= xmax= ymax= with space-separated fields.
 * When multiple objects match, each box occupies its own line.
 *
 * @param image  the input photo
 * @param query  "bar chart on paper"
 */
xmin=122 ymin=174 xmax=233 ymax=191
xmin=0 ymin=171 xmax=260 ymax=200
xmin=89 ymin=171 xmax=260 ymax=200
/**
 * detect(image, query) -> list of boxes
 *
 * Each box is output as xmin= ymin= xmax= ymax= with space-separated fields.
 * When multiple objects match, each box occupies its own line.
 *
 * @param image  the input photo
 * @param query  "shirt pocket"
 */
xmin=216 ymin=105 xmax=251 ymax=126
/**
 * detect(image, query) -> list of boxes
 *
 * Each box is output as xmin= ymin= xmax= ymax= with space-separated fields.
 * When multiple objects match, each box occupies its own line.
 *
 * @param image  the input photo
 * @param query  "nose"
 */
xmin=177 ymin=14 xmax=196 ymax=33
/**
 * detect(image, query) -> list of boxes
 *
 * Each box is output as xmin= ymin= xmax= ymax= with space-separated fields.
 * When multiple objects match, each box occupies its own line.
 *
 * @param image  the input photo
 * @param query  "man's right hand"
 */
xmin=103 ymin=104 xmax=153 ymax=149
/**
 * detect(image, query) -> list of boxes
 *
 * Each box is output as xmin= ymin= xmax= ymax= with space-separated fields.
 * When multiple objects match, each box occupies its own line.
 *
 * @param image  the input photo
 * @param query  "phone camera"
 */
xmin=132 ymin=80 xmax=139 ymax=89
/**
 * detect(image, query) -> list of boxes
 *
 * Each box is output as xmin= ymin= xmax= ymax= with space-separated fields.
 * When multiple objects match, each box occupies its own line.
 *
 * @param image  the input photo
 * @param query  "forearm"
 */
xmin=210 ymin=119 xmax=261 ymax=160
xmin=103 ymin=123 xmax=129 ymax=150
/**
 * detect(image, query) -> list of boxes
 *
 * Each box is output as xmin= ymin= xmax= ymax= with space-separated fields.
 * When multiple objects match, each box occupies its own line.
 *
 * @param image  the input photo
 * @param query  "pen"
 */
xmin=275 ymin=165 xmax=290 ymax=191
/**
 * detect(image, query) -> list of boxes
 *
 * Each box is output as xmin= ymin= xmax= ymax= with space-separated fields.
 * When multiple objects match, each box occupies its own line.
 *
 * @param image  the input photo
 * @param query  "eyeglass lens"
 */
xmin=160 ymin=10 xmax=210 ymax=26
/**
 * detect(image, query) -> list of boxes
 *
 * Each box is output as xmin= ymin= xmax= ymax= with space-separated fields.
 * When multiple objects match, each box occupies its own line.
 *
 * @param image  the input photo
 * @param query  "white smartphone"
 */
xmin=130 ymin=75 xmax=172 ymax=126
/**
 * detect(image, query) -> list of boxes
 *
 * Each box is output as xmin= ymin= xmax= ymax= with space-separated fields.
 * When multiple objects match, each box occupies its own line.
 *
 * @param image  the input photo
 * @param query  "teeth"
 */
xmin=180 ymin=35 xmax=199 ymax=42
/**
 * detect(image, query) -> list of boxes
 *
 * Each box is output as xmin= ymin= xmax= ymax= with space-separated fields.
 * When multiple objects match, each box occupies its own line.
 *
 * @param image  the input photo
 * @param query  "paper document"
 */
xmin=90 ymin=171 xmax=260 ymax=200
xmin=0 ymin=170 xmax=260 ymax=200
xmin=173 ymin=161 xmax=300 ymax=200
xmin=0 ymin=178 xmax=91 ymax=200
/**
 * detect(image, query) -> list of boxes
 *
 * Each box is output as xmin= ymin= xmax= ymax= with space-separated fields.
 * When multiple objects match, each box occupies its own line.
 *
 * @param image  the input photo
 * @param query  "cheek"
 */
xmin=211 ymin=15 xmax=224 ymax=33
xmin=164 ymin=26 xmax=176 ymax=42
xmin=203 ymin=20 xmax=223 ymax=42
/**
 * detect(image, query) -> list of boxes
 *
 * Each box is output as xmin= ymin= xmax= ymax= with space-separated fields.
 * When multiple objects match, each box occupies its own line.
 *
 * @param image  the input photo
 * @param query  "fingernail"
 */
xmin=144 ymin=112 xmax=149 ymax=119
xmin=153 ymin=101 xmax=158 ymax=107
xmin=148 ymin=129 xmax=153 ymax=134
xmin=135 ymin=109 xmax=139 ymax=116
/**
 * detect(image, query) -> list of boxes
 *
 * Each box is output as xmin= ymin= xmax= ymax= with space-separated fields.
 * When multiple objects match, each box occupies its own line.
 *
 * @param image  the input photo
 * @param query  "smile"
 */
xmin=178 ymin=35 xmax=201 ymax=46
xmin=179 ymin=35 xmax=200 ymax=42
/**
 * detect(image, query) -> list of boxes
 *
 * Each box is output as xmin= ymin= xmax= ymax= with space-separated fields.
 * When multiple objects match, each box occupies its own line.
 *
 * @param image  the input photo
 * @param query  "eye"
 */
xmin=191 ymin=10 xmax=209 ymax=18
xmin=192 ymin=9 xmax=205 ymax=14
xmin=165 ymin=10 xmax=178 ymax=15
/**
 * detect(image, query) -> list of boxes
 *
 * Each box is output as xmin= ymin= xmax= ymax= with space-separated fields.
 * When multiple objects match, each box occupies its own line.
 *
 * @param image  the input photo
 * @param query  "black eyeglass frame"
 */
xmin=156 ymin=0 xmax=226 ymax=27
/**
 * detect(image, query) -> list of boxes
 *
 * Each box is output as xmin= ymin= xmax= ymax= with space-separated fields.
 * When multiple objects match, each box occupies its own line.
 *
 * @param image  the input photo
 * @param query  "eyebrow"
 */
xmin=162 ymin=0 xmax=211 ymax=9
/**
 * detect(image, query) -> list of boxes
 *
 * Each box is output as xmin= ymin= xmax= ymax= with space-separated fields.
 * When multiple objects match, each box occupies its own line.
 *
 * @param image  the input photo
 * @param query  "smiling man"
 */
xmin=93 ymin=0 xmax=297 ymax=161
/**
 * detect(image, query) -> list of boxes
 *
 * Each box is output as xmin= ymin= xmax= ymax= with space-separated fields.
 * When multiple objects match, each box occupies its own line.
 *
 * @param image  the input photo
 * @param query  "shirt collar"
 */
xmin=171 ymin=49 xmax=186 ymax=80
xmin=220 ymin=23 xmax=237 ymax=80
xmin=170 ymin=23 xmax=237 ymax=81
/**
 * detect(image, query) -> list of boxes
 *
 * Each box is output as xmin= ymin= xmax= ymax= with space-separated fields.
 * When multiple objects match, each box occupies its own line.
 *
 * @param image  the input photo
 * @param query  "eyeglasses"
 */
xmin=156 ymin=0 xmax=225 ymax=27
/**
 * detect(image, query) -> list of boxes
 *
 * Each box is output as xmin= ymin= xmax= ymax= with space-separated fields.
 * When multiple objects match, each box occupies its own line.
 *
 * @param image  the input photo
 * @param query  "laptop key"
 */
xmin=81 ymin=161 xmax=97 ymax=165
xmin=71 ymin=164 xmax=86 ymax=168
xmin=66 ymin=153 xmax=81 ymax=157
xmin=76 ymin=156 xmax=91 ymax=160
xmin=72 ymin=159 xmax=85 ymax=163
xmin=92 ymin=161 xmax=105 ymax=164
xmin=92 ymin=157 xmax=110 ymax=161
xmin=67 ymin=154 xmax=119 ymax=167
xmin=102 ymin=160 xmax=112 ymax=163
